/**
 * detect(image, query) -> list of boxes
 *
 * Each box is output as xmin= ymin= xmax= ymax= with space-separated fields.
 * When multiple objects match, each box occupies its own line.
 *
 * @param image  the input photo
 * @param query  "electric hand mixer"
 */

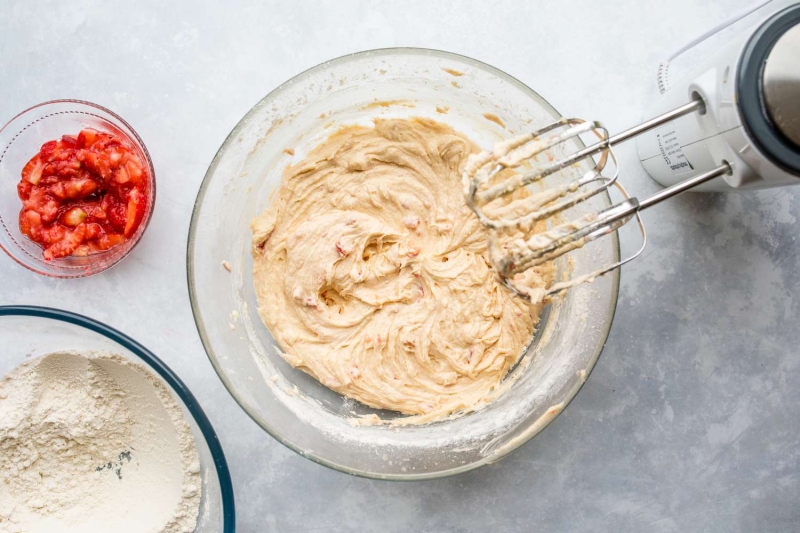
xmin=465 ymin=3 xmax=800 ymax=301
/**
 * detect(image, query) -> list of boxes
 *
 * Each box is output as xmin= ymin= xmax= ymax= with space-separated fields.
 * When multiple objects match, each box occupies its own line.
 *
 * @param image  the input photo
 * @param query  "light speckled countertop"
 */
xmin=2 ymin=1 xmax=799 ymax=531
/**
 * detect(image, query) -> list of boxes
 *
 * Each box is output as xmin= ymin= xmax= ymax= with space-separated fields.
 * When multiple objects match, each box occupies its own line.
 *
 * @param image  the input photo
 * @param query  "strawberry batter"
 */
xmin=251 ymin=118 xmax=553 ymax=423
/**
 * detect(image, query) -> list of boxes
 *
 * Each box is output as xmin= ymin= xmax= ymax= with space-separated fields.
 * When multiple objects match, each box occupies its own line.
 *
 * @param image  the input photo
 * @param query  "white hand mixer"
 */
xmin=464 ymin=2 xmax=800 ymax=301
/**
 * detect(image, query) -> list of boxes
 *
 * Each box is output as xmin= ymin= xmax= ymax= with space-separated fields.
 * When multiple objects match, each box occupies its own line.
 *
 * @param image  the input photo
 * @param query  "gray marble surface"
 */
xmin=2 ymin=1 xmax=799 ymax=531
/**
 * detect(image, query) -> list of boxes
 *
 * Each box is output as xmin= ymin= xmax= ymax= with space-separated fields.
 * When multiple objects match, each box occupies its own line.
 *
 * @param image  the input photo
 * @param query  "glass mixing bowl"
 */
xmin=0 ymin=100 xmax=156 ymax=278
xmin=0 ymin=306 xmax=235 ymax=532
xmin=188 ymin=48 xmax=620 ymax=480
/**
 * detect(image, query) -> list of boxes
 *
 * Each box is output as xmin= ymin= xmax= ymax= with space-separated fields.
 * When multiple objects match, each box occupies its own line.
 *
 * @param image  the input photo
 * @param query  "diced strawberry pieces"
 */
xmin=115 ymin=165 xmax=130 ymax=184
xmin=46 ymin=182 xmax=65 ymax=199
xmin=41 ymin=224 xmax=66 ymax=245
xmin=95 ymin=156 xmax=113 ymax=179
xmin=22 ymin=187 xmax=44 ymax=209
xmin=60 ymin=135 xmax=77 ymax=148
xmin=21 ymin=157 xmax=44 ymax=185
xmin=22 ymin=187 xmax=58 ymax=224
xmin=78 ymin=148 xmax=112 ymax=179
xmin=72 ymin=244 xmax=90 ymax=257
xmin=19 ymin=210 xmax=39 ymax=237
xmin=18 ymin=129 xmax=149 ymax=259
xmin=85 ymin=223 xmax=103 ymax=240
xmin=28 ymin=197 xmax=60 ymax=224
xmin=106 ymin=234 xmax=125 ymax=247
xmin=62 ymin=207 xmax=87 ymax=227
xmin=42 ymin=162 xmax=58 ymax=178
xmin=55 ymin=159 xmax=81 ymax=177
xmin=42 ymin=160 xmax=79 ymax=180
xmin=84 ymin=205 xmax=107 ymax=221
xmin=17 ymin=180 xmax=33 ymax=200
xmin=39 ymin=140 xmax=58 ymax=161
xmin=108 ymin=199 xmax=127 ymax=232
xmin=25 ymin=209 xmax=42 ymax=225
xmin=77 ymin=148 xmax=95 ymax=167
xmin=44 ymin=139 xmax=77 ymax=163
xmin=43 ymin=203 xmax=59 ymax=223
xmin=77 ymin=129 xmax=98 ymax=149
xmin=126 ymin=159 xmax=144 ymax=184
xmin=44 ymin=224 xmax=86 ymax=260
xmin=97 ymin=233 xmax=124 ymax=250
xmin=124 ymin=188 xmax=143 ymax=237
xmin=66 ymin=177 xmax=97 ymax=199
xmin=50 ymin=178 xmax=96 ymax=200
xmin=108 ymin=146 xmax=125 ymax=167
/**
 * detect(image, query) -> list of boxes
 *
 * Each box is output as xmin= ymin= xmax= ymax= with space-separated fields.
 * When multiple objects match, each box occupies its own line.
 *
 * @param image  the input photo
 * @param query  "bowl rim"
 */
xmin=0 ymin=304 xmax=236 ymax=531
xmin=0 ymin=99 xmax=157 ymax=279
xmin=187 ymin=46 xmax=621 ymax=480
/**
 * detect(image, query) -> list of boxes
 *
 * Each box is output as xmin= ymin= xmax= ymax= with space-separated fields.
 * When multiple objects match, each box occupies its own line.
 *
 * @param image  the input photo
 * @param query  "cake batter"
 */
xmin=251 ymin=118 xmax=552 ymax=421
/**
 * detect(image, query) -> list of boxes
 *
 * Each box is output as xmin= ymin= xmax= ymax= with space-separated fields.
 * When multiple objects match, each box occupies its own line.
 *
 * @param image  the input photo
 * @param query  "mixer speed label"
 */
xmin=656 ymin=122 xmax=694 ymax=174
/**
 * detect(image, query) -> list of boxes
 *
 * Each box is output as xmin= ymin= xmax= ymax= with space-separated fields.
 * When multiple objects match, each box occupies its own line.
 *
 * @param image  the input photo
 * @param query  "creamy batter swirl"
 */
xmin=251 ymin=118 xmax=551 ymax=422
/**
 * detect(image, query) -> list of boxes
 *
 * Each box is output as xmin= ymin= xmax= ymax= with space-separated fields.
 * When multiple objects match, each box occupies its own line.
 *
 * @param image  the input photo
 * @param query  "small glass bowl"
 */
xmin=0 ymin=100 xmax=156 ymax=277
xmin=0 ymin=306 xmax=235 ymax=532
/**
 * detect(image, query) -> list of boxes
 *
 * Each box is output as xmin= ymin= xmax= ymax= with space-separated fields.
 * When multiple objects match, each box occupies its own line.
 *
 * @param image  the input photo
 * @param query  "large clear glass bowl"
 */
xmin=188 ymin=48 xmax=620 ymax=480
xmin=0 ymin=306 xmax=235 ymax=532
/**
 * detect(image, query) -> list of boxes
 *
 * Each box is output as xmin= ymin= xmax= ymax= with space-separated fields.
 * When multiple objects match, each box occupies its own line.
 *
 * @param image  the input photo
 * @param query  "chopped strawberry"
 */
xmin=17 ymin=129 xmax=149 ymax=259
xmin=108 ymin=199 xmax=127 ymax=232
xmin=77 ymin=148 xmax=96 ymax=168
xmin=76 ymin=128 xmax=98 ymax=149
xmin=52 ymin=159 xmax=81 ymax=179
xmin=49 ymin=178 xmax=97 ymax=200
xmin=46 ymin=182 xmax=64 ymax=199
xmin=45 ymin=197 xmax=60 ymax=219
xmin=107 ymin=233 xmax=125 ymax=247
xmin=107 ymin=145 xmax=126 ymax=168
xmin=39 ymin=139 xmax=76 ymax=164
xmin=62 ymin=207 xmax=87 ymax=227
xmin=44 ymin=224 xmax=86 ymax=260
xmin=64 ymin=178 xmax=97 ymax=199
xmin=124 ymin=188 xmax=144 ymax=237
xmin=40 ymin=224 xmax=66 ymax=245
xmin=60 ymin=135 xmax=77 ymax=148
xmin=22 ymin=188 xmax=60 ymax=223
xmin=23 ymin=187 xmax=44 ymax=210
xmin=38 ymin=140 xmax=58 ymax=161
xmin=84 ymin=223 xmax=103 ymax=240
xmin=17 ymin=180 xmax=33 ymax=200
xmin=21 ymin=157 xmax=44 ymax=185
xmin=88 ymin=132 xmax=121 ymax=157
xmin=335 ymin=241 xmax=349 ymax=256
xmin=83 ymin=205 xmax=107 ymax=221
xmin=72 ymin=244 xmax=90 ymax=257
xmin=115 ymin=165 xmax=130 ymax=184
xmin=19 ymin=209 xmax=39 ymax=238
xmin=96 ymin=233 xmax=125 ymax=250
xmin=126 ymin=159 xmax=144 ymax=184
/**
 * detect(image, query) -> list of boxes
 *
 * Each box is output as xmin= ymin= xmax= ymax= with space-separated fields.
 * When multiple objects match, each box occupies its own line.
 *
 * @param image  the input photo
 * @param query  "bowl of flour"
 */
xmin=0 ymin=306 xmax=235 ymax=533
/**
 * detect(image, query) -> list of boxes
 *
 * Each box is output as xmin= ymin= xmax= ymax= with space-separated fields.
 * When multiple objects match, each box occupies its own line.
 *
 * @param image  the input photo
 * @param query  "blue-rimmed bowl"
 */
xmin=0 ymin=306 xmax=235 ymax=532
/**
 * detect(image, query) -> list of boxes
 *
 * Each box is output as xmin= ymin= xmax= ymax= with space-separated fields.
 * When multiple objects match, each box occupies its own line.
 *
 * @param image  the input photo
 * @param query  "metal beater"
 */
xmin=463 ymin=99 xmax=731 ymax=301
xmin=464 ymin=3 xmax=800 ymax=302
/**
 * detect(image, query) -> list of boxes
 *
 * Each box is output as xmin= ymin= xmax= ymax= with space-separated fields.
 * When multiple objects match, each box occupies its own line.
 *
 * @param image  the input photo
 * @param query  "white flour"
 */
xmin=0 ymin=352 xmax=201 ymax=533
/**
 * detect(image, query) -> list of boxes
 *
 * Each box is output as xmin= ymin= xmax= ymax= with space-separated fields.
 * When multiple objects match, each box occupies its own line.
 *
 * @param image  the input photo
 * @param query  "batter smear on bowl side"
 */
xmin=251 ymin=118 xmax=553 ymax=423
